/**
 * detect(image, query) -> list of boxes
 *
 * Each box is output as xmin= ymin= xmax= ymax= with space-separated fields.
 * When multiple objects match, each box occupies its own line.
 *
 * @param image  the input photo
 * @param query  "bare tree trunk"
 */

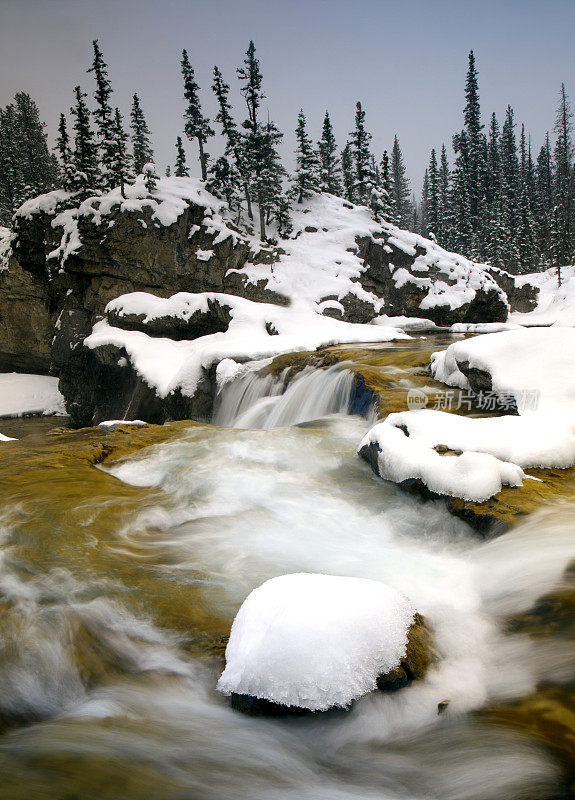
xmin=244 ymin=184 xmax=253 ymax=220
xmin=258 ymin=195 xmax=266 ymax=240
xmin=198 ymin=137 xmax=207 ymax=181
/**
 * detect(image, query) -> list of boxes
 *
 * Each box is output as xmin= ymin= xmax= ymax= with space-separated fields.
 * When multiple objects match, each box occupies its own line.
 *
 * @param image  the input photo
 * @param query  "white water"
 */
xmin=213 ymin=363 xmax=356 ymax=429
xmin=0 ymin=358 xmax=573 ymax=798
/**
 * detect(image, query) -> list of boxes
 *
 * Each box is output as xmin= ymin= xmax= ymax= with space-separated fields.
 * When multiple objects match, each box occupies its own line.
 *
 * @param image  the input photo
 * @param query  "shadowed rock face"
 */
xmin=355 ymin=235 xmax=511 ymax=325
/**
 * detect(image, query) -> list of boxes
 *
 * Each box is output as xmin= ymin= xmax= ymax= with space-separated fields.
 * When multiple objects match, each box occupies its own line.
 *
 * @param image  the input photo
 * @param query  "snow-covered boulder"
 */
xmin=360 ymin=328 xmax=575 ymax=508
xmin=217 ymin=573 xmax=431 ymax=713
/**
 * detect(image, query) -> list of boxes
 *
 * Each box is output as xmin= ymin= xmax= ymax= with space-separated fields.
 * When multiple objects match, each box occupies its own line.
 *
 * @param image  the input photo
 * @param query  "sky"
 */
xmin=1 ymin=0 xmax=574 ymax=196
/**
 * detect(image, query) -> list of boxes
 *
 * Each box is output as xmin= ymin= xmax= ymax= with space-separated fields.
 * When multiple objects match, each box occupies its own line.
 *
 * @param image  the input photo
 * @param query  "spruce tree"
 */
xmin=237 ymin=41 xmax=285 ymax=240
xmin=391 ymin=135 xmax=412 ymax=227
xmin=517 ymin=182 xmax=538 ymax=272
xmin=292 ymin=109 xmax=320 ymax=202
xmin=109 ymin=107 xmax=131 ymax=197
xmin=378 ymin=150 xmax=397 ymax=223
xmin=420 ymin=170 xmax=429 ymax=236
xmin=426 ymin=148 xmax=440 ymax=237
xmin=317 ymin=111 xmax=342 ymax=195
xmin=553 ymin=83 xmax=574 ymax=268
xmin=438 ymin=144 xmax=451 ymax=246
xmin=341 ymin=143 xmax=354 ymax=202
xmin=56 ymin=113 xmax=71 ymax=165
xmin=70 ymin=85 xmax=99 ymax=193
xmin=212 ymin=65 xmax=252 ymax=218
xmin=88 ymin=39 xmax=115 ymax=189
xmin=349 ymin=101 xmax=372 ymax=204
xmin=207 ymin=156 xmax=242 ymax=216
xmin=174 ymin=136 xmax=189 ymax=177
xmin=0 ymin=105 xmax=24 ymax=223
xmin=14 ymin=92 xmax=56 ymax=200
xmin=181 ymin=49 xmax=213 ymax=181
xmin=130 ymin=93 xmax=154 ymax=175
xmin=143 ymin=162 xmax=159 ymax=194
xmin=535 ymin=133 xmax=553 ymax=262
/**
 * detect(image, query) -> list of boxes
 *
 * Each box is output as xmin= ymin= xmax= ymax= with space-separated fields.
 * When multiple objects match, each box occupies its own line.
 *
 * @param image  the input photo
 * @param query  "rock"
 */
xmin=0 ymin=252 xmax=53 ymax=373
xmin=356 ymin=235 xmax=509 ymax=325
xmin=230 ymin=613 xmax=434 ymax=717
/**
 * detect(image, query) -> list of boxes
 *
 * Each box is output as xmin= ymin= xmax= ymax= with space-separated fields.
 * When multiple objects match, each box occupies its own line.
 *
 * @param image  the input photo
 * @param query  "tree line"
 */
xmin=0 ymin=42 xmax=573 ymax=276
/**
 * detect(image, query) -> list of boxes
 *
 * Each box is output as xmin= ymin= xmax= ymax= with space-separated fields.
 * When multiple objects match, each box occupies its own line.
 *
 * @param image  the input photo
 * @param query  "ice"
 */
xmin=217 ymin=573 xmax=415 ymax=711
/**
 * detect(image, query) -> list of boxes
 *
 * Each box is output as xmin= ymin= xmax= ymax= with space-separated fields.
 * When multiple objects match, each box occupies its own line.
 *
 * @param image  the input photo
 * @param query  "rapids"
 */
xmin=0 ymin=338 xmax=573 ymax=799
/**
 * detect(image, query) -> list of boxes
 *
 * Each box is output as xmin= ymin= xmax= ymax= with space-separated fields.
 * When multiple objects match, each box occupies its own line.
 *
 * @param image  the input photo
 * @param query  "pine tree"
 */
xmin=420 ymin=170 xmax=429 ymax=235
xmin=69 ymin=85 xmax=99 ymax=193
xmin=130 ymin=93 xmax=154 ymax=175
xmin=517 ymin=182 xmax=538 ymax=272
xmin=109 ymin=107 xmax=131 ymax=197
xmin=377 ymin=150 xmax=397 ymax=223
xmin=143 ymin=162 xmax=159 ymax=194
xmin=317 ymin=111 xmax=342 ymax=195
xmin=88 ymin=39 xmax=115 ymax=189
xmin=553 ymin=82 xmax=574 ymax=269
xmin=181 ymin=49 xmax=213 ymax=181
xmin=212 ymin=64 xmax=252 ymax=218
xmin=0 ymin=105 xmax=25 ymax=223
xmin=292 ymin=109 xmax=320 ymax=202
xmin=391 ymin=135 xmax=412 ymax=227
xmin=174 ymin=136 xmax=189 ymax=177
xmin=486 ymin=113 xmax=501 ymax=206
xmin=14 ymin=92 xmax=57 ymax=200
xmin=341 ymin=143 xmax=354 ymax=202
xmin=56 ymin=113 xmax=71 ymax=165
xmin=450 ymin=134 xmax=474 ymax=255
xmin=438 ymin=144 xmax=451 ymax=246
xmin=349 ymin=101 xmax=372 ymax=204
xmin=426 ymin=148 xmax=440 ymax=237
xmin=535 ymin=133 xmax=553 ymax=262
xmin=499 ymin=105 xmax=521 ymax=270
xmin=207 ymin=156 xmax=242 ymax=216
xmin=237 ymin=41 xmax=284 ymax=240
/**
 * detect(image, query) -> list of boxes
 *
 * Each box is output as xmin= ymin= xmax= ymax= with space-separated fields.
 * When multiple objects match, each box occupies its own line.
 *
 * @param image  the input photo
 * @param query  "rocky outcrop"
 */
xmin=485 ymin=266 xmax=539 ymax=313
xmin=355 ymin=234 xmax=510 ymax=326
xmin=0 ymin=252 xmax=54 ymax=373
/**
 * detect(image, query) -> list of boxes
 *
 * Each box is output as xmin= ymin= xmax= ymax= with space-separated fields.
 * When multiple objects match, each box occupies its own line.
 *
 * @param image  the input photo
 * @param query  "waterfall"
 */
xmin=213 ymin=364 xmax=356 ymax=429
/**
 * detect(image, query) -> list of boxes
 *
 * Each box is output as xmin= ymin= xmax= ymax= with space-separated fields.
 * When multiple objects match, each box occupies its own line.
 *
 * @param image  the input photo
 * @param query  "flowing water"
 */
xmin=0 ymin=338 xmax=573 ymax=799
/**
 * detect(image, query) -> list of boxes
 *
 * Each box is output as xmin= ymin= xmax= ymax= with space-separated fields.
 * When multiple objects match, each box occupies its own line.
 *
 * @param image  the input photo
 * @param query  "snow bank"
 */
xmin=512 ymin=265 xmax=575 ymax=327
xmin=430 ymin=327 xmax=575 ymax=417
xmin=362 ymin=328 xmax=575 ymax=502
xmin=86 ymin=291 xmax=409 ymax=400
xmin=217 ymin=573 xmax=415 ymax=711
xmin=0 ymin=226 xmax=13 ymax=271
xmin=0 ymin=373 xmax=66 ymax=417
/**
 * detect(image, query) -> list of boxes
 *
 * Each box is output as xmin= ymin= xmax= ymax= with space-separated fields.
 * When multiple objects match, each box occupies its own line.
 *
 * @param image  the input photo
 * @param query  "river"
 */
xmin=0 ymin=335 xmax=573 ymax=799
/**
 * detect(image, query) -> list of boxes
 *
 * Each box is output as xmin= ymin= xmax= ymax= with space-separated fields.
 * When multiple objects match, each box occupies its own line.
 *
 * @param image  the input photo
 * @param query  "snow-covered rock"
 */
xmin=511 ymin=265 xmax=575 ymax=327
xmin=361 ymin=328 xmax=575 ymax=503
xmin=217 ymin=573 xmax=416 ymax=712
xmin=0 ymin=373 xmax=65 ymax=417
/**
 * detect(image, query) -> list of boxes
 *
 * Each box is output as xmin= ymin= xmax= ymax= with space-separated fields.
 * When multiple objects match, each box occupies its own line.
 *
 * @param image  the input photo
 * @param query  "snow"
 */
xmin=86 ymin=291 xmax=409 ymax=400
xmin=512 ymin=265 xmax=575 ymax=327
xmin=98 ymin=420 xmax=147 ymax=427
xmin=430 ymin=327 xmax=575 ymax=418
xmin=230 ymin=192 xmax=506 ymax=315
xmin=217 ymin=573 xmax=415 ymax=711
xmin=0 ymin=373 xmax=66 ymax=417
xmin=359 ymin=418 xmax=526 ymax=503
xmin=0 ymin=226 xmax=13 ymax=270
xmin=361 ymin=328 xmax=575 ymax=502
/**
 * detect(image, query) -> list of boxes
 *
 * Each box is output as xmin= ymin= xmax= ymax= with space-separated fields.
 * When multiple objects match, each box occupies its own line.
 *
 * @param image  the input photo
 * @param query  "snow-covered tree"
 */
xmin=341 ymin=143 xmax=354 ymax=202
xmin=87 ymin=39 xmax=115 ymax=189
xmin=109 ymin=107 xmax=132 ymax=197
xmin=69 ymin=85 xmax=99 ymax=193
xmin=426 ymin=148 xmax=440 ymax=237
xmin=438 ymin=145 xmax=451 ymax=246
xmin=143 ymin=162 xmax=159 ymax=194
xmin=181 ymin=49 xmax=213 ymax=181
xmin=208 ymin=155 xmax=242 ymax=217
xmin=553 ymin=82 xmax=574 ymax=268
xmin=212 ymin=64 xmax=252 ymax=218
xmin=391 ymin=135 xmax=412 ymax=227
xmin=317 ymin=111 xmax=342 ymax=195
xmin=292 ymin=109 xmax=320 ymax=203
xmin=14 ymin=92 xmax=57 ymax=200
xmin=130 ymin=93 xmax=154 ymax=175
xmin=174 ymin=136 xmax=189 ymax=177
xmin=237 ymin=40 xmax=285 ymax=240
xmin=0 ymin=105 xmax=25 ymax=223
xmin=349 ymin=101 xmax=372 ymax=204
xmin=517 ymin=182 xmax=538 ymax=272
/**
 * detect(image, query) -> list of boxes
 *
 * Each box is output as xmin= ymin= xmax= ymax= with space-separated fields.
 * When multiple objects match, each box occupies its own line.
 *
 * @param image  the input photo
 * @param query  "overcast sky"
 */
xmin=1 ymin=0 xmax=574 ymax=195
